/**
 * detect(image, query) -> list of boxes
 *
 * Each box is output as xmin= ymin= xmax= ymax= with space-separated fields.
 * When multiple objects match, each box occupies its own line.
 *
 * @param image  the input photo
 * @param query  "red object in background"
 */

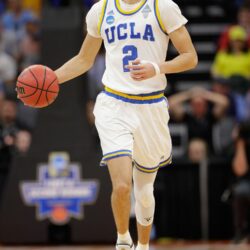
xmin=218 ymin=26 xmax=250 ymax=50
xmin=16 ymin=65 xmax=59 ymax=108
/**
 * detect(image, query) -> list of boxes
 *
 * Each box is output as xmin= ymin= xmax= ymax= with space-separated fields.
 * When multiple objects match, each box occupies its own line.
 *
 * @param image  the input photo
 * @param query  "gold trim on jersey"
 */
xmin=155 ymin=0 xmax=167 ymax=33
xmin=115 ymin=0 xmax=147 ymax=15
xmin=104 ymin=86 xmax=164 ymax=101
xmin=98 ymin=0 xmax=108 ymax=35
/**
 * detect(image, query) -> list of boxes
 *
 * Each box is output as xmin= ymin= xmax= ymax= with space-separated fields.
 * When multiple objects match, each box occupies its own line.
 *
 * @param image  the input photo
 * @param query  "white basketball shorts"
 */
xmin=93 ymin=87 xmax=172 ymax=173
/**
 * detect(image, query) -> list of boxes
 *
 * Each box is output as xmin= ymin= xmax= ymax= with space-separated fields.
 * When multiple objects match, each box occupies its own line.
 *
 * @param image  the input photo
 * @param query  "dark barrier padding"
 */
xmin=155 ymin=159 xmax=234 ymax=240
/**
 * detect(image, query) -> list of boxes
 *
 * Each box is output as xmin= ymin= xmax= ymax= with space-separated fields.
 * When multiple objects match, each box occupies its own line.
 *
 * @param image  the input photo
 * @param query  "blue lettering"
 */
xmin=130 ymin=22 xmax=141 ymax=39
xmin=105 ymin=26 xmax=115 ymax=43
xmin=117 ymin=23 xmax=127 ymax=40
xmin=105 ymin=23 xmax=155 ymax=43
xmin=143 ymin=24 xmax=155 ymax=41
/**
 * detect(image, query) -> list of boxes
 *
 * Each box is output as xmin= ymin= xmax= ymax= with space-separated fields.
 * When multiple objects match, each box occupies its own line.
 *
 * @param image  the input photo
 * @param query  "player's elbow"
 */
xmin=190 ymin=52 xmax=198 ymax=69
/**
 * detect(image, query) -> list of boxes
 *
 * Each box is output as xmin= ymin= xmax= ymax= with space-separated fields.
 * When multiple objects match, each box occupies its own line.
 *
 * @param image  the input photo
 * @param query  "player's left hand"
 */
xmin=126 ymin=59 xmax=157 ymax=81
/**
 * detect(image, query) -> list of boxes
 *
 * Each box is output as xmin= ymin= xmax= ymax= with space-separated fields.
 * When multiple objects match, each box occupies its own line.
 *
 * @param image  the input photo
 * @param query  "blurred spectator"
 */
xmin=218 ymin=5 xmax=250 ymax=50
xmin=231 ymin=121 xmax=250 ymax=243
xmin=0 ymin=42 xmax=17 ymax=94
xmin=0 ymin=98 xmax=31 ymax=202
xmin=19 ymin=17 xmax=41 ymax=71
xmin=212 ymin=26 xmax=250 ymax=122
xmin=188 ymin=138 xmax=208 ymax=163
xmin=212 ymin=113 xmax=235 ymax=155
xmin=0 ymin=20 xmax=19 ymax=58
xmin=15 ymin=129 xmax=31 ymax=155
xmin=0 ymin=1 xmax=40 ymax=131
xmin=22 ymin=0 xmax=42 ymax=16
xmin=169 ymin=87 xmax=229 ymax=152
xmin=212 ymin=25 xmax=250 ymax=80
xmin=1 ymin=0 xmax=35 ymax=40
xmin=212 ymin=78 xmax=250 ymax=122
xmin=16 ymin=102 xmax=38 ymax=130
xmin=0 ymin=99 xmax=18 ymax=200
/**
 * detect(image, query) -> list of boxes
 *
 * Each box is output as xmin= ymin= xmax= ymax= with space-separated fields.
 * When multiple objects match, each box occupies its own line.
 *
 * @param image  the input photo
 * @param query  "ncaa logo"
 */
xmin=106 ymin=15 xmax=115 ymax=25
xmin=20 ymin=152 xmax=99 ymax=225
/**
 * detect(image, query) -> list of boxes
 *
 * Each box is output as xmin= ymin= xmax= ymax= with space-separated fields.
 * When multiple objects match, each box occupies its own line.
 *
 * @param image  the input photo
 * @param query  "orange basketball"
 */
xmin=16 ymin=65 xmax=59 ymax=108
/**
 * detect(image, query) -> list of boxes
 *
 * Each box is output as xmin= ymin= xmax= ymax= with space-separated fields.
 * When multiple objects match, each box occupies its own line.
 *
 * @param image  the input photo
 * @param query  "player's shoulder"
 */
xmin=87 ymin=0 xmax=106 ymax=21
xmin=88 ymin=0 xmax=105 ymax=12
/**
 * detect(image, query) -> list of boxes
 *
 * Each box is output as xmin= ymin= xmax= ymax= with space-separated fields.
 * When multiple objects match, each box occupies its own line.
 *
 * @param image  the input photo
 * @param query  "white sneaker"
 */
xmin=116 ymin=242 xmax=134 ymax=250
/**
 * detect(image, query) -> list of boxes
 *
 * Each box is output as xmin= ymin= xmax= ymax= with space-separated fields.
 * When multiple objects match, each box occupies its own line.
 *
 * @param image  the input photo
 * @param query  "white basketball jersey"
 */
xmin=99 ymin=0 xmax=170 ymax=94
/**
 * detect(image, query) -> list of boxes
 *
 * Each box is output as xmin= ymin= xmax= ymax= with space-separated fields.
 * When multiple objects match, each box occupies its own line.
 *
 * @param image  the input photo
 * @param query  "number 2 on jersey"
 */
xmin=122 ymin=45 xmax=138 ymax=72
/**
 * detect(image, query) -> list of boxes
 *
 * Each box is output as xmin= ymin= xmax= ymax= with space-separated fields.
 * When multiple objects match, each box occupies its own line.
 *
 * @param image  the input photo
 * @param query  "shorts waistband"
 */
xmin=103 ymin=87 xmax=165 ymax=104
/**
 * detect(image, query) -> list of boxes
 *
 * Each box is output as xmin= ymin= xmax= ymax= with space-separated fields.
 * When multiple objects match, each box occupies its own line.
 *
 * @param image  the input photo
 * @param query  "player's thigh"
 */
xmin=108 ymin=156 xmax=133 ymax=190
xmin=94 ymin=93 xmax=134 ymax=161
xmin=134 ymin=103 xmax=172 ymax=170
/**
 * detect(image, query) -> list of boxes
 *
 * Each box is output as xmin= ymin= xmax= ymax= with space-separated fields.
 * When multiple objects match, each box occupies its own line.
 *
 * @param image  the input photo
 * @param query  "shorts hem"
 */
xmin=159 ymin=155 xmax=172 ymax=168
xmin=134 ymin=155 xmax=172 ymax=174
xmin=100 ymin=150 xmax=132 ymax=166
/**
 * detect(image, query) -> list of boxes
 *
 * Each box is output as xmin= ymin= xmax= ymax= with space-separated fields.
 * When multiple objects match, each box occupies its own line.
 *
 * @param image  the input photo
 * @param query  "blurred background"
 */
xmin=0 ymin=0 xmax=250 ymax=247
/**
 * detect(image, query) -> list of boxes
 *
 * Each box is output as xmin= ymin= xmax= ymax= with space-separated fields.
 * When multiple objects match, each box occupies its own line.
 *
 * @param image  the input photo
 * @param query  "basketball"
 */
xmin=16 ymin=65 xmax=59 ymax=108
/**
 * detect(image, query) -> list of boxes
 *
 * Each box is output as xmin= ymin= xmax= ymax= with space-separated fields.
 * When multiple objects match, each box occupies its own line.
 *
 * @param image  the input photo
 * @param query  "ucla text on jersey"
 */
xmin=93 ymin=0 xmax=187 ymax=94
xmin=105 ymin=22 xmax=155 ymax=43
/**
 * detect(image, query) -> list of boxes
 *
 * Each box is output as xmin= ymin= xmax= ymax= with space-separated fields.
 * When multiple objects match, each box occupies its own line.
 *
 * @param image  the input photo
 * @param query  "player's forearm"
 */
xmin=159 ymin=52 xmax=198 ymax=74
xmin=55 ymin=55 xmax=93 ymax=84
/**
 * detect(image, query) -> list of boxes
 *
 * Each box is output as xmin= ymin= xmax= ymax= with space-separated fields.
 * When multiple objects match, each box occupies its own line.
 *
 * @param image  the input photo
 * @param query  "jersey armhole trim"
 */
xmin=154 ymin=0 xmax=168 ymax=35
xmin=98 ymin=0 xmax=108 ymax=35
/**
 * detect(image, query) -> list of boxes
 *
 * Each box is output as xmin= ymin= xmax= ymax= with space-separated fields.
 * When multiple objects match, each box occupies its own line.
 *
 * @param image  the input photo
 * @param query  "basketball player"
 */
xmin=55 ymin=0 xmax=198 ymax=249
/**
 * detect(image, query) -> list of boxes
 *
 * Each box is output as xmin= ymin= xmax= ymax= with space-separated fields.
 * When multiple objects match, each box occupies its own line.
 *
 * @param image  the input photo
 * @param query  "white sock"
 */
xmin=117 ymin=231 xmax=132 ymax=244
xmin=136 ymin=242 xmax=149 ymax=250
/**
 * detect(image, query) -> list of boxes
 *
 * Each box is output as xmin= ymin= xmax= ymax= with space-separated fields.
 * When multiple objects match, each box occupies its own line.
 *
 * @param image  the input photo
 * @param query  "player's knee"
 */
xmin=135 ymin=184 xmax=154 ymax=208
xmin=113 ymin=182 xmax=131 ymax=197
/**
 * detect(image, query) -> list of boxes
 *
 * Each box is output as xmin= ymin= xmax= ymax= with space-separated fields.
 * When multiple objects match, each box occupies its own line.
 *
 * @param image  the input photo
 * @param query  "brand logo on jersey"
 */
xmin=142 ymin=4 xmax=151 ymax=18
xmin=105 ymin=22 xmax=155 ymax=44
xmin=106 ymin=10 xmax=115 ymax=25
xmin=20 ymin=152 xmax=99 ymax=225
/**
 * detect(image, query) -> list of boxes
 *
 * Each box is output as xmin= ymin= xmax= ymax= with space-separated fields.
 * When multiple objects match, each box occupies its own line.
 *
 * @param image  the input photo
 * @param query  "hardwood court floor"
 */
xmin=0 ymin=243 xmax=250 ymax=250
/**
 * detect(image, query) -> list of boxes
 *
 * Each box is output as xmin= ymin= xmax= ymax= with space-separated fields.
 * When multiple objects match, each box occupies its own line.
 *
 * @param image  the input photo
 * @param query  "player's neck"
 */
xmin=121 ymin=0 xmax=142 ymax=5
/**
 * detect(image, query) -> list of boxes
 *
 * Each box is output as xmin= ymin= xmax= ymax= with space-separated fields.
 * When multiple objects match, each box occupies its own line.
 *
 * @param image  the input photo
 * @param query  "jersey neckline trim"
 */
xmin=115 ymin=0 xmax=147 ymax=16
